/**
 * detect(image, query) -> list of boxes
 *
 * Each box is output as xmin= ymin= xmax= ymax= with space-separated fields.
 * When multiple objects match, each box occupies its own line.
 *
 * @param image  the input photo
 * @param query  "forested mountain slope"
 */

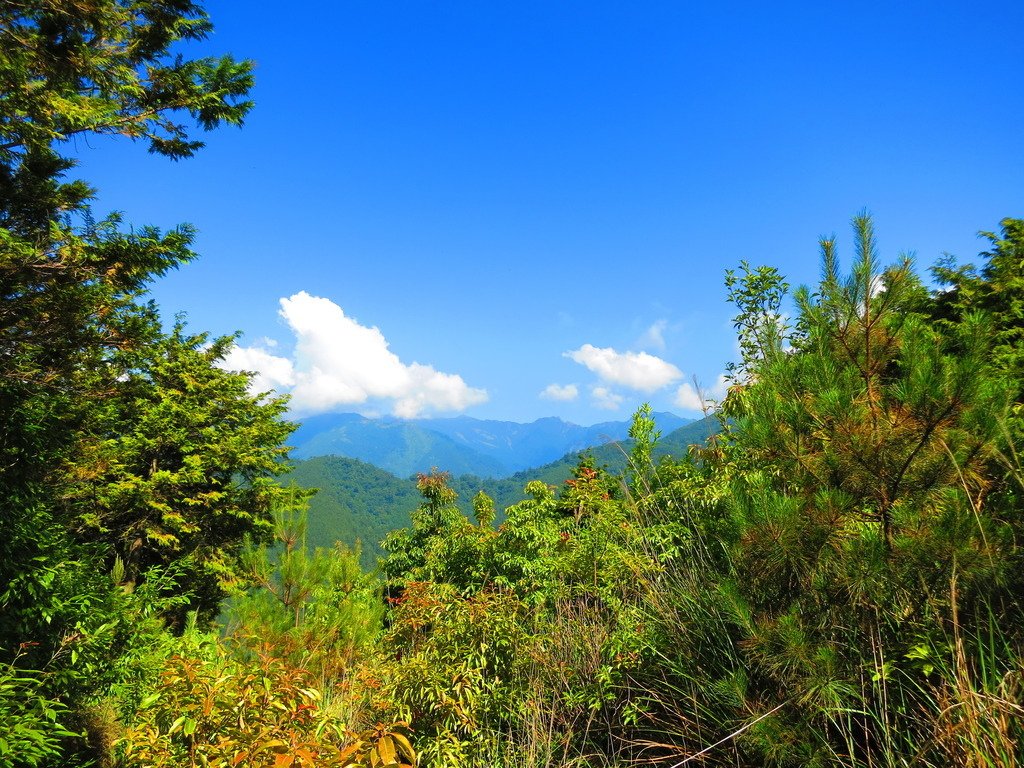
xmin=288 ymin=414 xmax=721 ymax=565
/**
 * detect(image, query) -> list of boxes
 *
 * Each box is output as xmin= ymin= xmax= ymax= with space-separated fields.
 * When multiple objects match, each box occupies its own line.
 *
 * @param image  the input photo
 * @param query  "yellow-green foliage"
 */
xmin=119 ymin=636 xmax=414 ymax=768
xmin=371 ymin=581 xmax=530 ymax=766
xmin=227 ymin=492 xmax=384 ymax=685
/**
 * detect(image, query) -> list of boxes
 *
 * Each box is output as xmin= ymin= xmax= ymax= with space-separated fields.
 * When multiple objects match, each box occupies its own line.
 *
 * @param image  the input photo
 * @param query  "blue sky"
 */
xmin=72 ymin=0 xmax=1023 ymax=425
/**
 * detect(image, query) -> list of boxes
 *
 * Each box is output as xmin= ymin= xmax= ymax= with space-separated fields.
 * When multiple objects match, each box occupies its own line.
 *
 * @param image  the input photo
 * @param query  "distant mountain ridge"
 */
xmin=288 ymin=411 xmax=694 ymax=478
xmin=287 ymin=414 xmax=721 ymax=566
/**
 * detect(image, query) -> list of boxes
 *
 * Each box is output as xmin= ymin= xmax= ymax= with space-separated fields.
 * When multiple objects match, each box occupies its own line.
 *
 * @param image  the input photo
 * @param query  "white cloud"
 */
xmin=870 ymin=275 xmax=886 ymax=298
xmin=564 ymin=344 xmax=683 ymax=392
xmin=592 ymin=386 xmax=624 ymax=411
xmin=540 ymin=383 xmax=579 ymax=402
xmin=221 ymin=344 xmax=295 ymax=395
xmin=223 ymin=291 xmax=487 ymax=418
xmin=674 ymin=382 xmax=705 ymax=412
xmin=674 ymin=374 xmax=729 ymax=412
xmin=637 ymin=319 xmax=668 ymax=351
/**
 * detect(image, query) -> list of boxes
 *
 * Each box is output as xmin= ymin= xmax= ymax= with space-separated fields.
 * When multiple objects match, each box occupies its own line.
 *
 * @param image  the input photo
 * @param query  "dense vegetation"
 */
xmin=2 ymin=2 xmax=1022 ymax=767
xmin=289 ymin=416 xmax=719 ymax=566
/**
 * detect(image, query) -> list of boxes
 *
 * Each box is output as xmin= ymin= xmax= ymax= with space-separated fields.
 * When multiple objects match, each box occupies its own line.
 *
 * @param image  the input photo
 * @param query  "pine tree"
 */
xmin=720 ymin=214 xmax=1014 ymax=763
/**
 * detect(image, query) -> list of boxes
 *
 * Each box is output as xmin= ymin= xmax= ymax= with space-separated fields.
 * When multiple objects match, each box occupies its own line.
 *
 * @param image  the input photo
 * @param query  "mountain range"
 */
xmin=288 ymin=411 xmax=696 ymax=478
xmin=285 ymin=413 xmax=722 ymax=566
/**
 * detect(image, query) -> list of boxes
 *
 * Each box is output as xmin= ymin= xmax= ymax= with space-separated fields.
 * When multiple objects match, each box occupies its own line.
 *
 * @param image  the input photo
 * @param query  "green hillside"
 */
xmin=285 ymin=456 xmax=420 ymax=567
xmin=504 ymin=412 xmax=721 ymax=486
xmin=287 ymin=455 xmax=535 ymax=566
xmin=288 ymin=414 xmax=723 ymax=566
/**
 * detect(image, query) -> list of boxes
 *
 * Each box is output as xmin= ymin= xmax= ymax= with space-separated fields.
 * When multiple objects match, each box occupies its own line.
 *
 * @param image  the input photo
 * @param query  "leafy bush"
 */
xmin=119 ymin=633 xmax=414 ymax=767
xmin=0 ymin=660 xmax=75 ymax=768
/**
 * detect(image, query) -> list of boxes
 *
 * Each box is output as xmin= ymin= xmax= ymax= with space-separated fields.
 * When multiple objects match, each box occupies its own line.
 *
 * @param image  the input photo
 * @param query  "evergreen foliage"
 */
xmin=0 ymin=2 xmax=290 ymax=764
xmin=713 ymin=215 xmax=1019 ymax=764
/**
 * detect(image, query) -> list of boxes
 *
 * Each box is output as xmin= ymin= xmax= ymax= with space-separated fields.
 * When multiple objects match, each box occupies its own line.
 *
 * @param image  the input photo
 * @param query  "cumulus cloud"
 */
xmin=674 ymin=382 xmax=705 ymax=412
xmin=540 ymin=383 xmax=579 ymax=402
xmin=565 ymin=344 xmax=683 ymax=392
xmin=592 ymin=386 xmax=624 ymax=411
xmin=674 ymin=374 xmax=729 ymax=412
xmin=636 ymin=319 xmax=668 ymax=351
xmin=222 ymin=291 xmax=487 ymax=418
xmin=222 ymin=344 xmax=296 ymax=396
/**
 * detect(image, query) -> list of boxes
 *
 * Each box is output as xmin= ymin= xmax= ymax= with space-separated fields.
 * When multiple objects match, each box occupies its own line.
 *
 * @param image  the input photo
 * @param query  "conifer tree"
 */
xmin=0 ymin=4 xmax=276 ymax=764
xmin=720 ymin=214 xmax=1014 ymax=763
